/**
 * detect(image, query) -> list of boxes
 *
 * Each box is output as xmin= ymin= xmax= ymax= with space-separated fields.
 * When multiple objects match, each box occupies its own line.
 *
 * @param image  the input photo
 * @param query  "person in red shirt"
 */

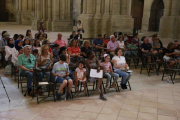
xmin=54 ymin=33 xmax=67 ymax=48
xmin=103 ymin=34 xmax=110 ymax=48
xmin=67 ymin=39 xmax=81 ymax=58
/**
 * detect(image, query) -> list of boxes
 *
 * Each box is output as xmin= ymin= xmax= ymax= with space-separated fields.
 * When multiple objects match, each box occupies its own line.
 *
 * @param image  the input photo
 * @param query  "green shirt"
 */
xmin=18 ymin=54 xmax=36 ymax=73
xmin=128 ymin=44 xmax=136 ymax=49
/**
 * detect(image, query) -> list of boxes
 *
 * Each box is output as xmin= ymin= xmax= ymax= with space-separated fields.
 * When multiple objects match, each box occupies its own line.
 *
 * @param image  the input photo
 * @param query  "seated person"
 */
xmin=81 ymin=40 xmax=92 ymax=58
xmin=53 ymin=44 xmax=59 ymax=60
xmin=85 ymin=51 xmax=106 ymax=100
xmin=54 ymin=33 xmax=67 ymax=48
xmin=0 ymin=32 xmax=10 ymax=51
xmin=75 ymin=30 xmax=83 ymax=46
xmin=107 ymin=35 xmax=119 ymax=55
xmin=52 ymin=54 xmax=73 ymax=100
xmin=42 ymin=40 xmax=52 ymax=53
xmin=5 ymin=38 xmax=14 ymax=62
xmin=132 ymin=33 xmax=139 ymax=45
xmin=173 ymin=40 xmax=179 ymax=50
xmin=25 ymin=30 xmax=33 ymax=40
xmin=112 ymin=48 xmax=132 ymax=89
xmin=17 ymin=34 xmax=24 ymax=41
xmin=22 ymin=38 xmax=30 ymax=46
xmin=93 ymin=34 xmax=104 ymax=55
xmin=58 ymin=46 xmax=70 ymax=65
xmin=149 ymin=34 xmax=157 ymax=46
xmin=117 ymin=35 xmax=126 ymax=50
xmin=12 ymin=40 xmax=22 ymax=66
xmin=67 ymin=39 xmax=81 ymax=58
xmin=128 ymin=40 xmax=137 ymax=56
xmin=69 ymin=31 xmax=76 ymax=40
xmin=18 ymin=45 xmax=43 ymax=96
xmin=32 ymin=49 xmax=39 ymax=60
xmin=103 ymin=34 xmax=109 ymax=49
xmin=33 ymin=40 xmax=41 ymax=54
xmin=141 ymin=38 xmax=157 ymax=62
xmin=43 ymin=33 xmax=49 ymax=41
xmin=123 ymin=34 xmax=128 ymax=42
xmin=37 ymin=45 xmax=52 ymax=82
xmin=153 ymin=38 xmax=161 ymax=49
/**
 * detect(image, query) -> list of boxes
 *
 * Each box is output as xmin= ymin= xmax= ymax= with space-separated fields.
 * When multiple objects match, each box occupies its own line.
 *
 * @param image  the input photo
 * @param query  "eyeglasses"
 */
xmin=28 ymin=59 xmax=31 ymax=63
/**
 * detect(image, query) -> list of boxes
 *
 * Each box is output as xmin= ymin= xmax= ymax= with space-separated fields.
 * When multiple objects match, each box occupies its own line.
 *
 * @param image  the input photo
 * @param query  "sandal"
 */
xmin=111 ymin=84 xmax=118 ymax=90
xmin=100 ymin=96 xmax=107 ymax=101
xmin=96 ymin=88 xmax=101 ymax=93
xmin=38 ymin=89 xmax=44 ymax=95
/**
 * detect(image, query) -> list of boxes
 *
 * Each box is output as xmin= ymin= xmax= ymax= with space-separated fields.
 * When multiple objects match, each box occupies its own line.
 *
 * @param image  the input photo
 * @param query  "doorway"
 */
xmin=0 ymin=0 xmax=8 ymax=22
xmin=148 ymin=0 xmax=164 ymax=31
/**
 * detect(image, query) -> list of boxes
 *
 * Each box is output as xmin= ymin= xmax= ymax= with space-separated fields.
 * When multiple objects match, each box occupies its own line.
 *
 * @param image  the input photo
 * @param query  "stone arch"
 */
xmin=148 ymin=0 xmax=164 ymax=31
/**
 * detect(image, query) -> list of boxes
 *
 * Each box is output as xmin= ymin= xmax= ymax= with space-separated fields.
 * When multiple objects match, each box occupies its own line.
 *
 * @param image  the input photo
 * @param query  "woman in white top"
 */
xmin=5 ymin=38 xmax=14 ymax=61
xmin=112 ymin=48 xmax=132 ymax=89
xmin=77 ymin=20 xmax=84 ymax=31
xmin=12 ymin=40 xmax=22 ymax=66
xmin=37 ymin=45 xmax=53 ymax=82
xmin=117 ymin=35 xmax=126 ymax=50
xmin=37 ymin=34 xmax=43 ymax=46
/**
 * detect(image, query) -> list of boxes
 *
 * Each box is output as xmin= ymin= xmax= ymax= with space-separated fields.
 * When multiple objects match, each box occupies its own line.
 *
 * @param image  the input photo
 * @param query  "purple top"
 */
xmin=107 ymin=41 xmax=119 ymax=50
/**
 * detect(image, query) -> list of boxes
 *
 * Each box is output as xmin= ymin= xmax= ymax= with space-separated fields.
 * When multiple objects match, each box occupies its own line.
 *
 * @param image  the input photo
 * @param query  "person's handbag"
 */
xmin=82 ymin=30 xmax=85 ymax=33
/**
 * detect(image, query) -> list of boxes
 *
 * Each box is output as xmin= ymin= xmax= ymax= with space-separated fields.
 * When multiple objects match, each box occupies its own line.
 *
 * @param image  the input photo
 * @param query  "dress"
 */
xmin=76 ymin=67 xmax=86 ymax=81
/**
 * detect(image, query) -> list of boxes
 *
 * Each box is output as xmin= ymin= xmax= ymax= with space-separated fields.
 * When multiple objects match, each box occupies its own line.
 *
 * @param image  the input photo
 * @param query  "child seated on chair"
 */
xmin=100 ymin=54 xmax=119 ymax=91
xmin=128 ymin=40 xmax=137 ymax=56
xmin=75 ymin=60 xmax=87 ymax=94
xmin=52 ymin=54 xmax=73 ymax=100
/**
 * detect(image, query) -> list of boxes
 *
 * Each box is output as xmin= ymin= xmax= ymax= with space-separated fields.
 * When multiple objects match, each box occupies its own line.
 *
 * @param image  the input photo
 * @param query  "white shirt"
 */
xmin=112 ymin=55 xmax=126 ymax=71
xmin=11 ymin=47 xmax=19 ymax=65
xmin=117 ymin=41 xmax=124 ymax=48
xmin=77 ymin=23 xmax=83 ymax=30
xmin=5 ymin=46 xmax=13 ymax=61
xmin=149 ymin=38 xmax=153 ymax=46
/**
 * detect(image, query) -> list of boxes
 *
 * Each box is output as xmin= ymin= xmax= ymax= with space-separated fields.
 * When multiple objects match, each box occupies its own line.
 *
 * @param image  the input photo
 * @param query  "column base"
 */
xmin=52 ymin=20 xmax=73 ymax=32
xmin=32 ymin=19 xmax=41 ymax=31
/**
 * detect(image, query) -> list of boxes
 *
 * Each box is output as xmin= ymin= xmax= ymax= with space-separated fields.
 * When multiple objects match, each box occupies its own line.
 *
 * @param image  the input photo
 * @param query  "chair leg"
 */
xmin=86 ymin=82 xmax=89 ymax=97
xmin=52 ymin=85 xmax=56 ymax=102
xmin=162 ymin=70 xmax=165 ymax=81
xmin=127 ymin=81 xmax=131 ymax=91
xmin=155 ymin=65 xmax=159 ymax=76
xmin=102 ymin=81 xmax=106 ymax=94
xmin=140 ymin=65 xmax=143 ymax=74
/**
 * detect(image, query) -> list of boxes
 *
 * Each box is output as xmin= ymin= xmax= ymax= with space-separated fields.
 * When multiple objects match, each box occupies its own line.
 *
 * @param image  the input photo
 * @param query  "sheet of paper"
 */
xmin=90 ymin=69 xmax=103 ymax=78
xmin=39 ymin=82 xmax=49 ymax=85
xmin=127 ymin=70 xmax=133 ymax=73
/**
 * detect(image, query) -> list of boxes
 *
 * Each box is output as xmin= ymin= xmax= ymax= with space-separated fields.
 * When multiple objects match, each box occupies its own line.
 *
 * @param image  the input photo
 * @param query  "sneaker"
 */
xmin=28 ymin=91 xmax=36 ymax=97
xmin=56 ymin=91 xmax=61 ymax=101
xmin=66 ymin=91 xmax=70 ymax=100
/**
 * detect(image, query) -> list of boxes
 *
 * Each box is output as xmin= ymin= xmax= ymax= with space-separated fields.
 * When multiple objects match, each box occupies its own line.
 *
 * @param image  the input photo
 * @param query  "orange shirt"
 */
xmin=103 ymin=39 xmax=110 ymax=44
xmin=68 ymin=47 xmax=80 ymax=54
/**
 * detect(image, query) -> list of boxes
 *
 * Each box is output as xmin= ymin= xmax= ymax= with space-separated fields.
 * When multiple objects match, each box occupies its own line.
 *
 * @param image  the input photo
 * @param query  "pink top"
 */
xmin=75 ymin=67 xmax=86 ymax=81
xmin=100 ymin=62 xmax=111 ymax=72
xmin=54 ymin=39 xmax=67 ymax=48
xmin=107 ymin=41 xmax=119 ymax=50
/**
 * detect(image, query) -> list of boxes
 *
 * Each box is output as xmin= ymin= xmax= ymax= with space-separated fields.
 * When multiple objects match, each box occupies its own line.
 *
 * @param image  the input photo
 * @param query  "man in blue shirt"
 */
xmin=92 ymin=34 xmax=104 ymax=56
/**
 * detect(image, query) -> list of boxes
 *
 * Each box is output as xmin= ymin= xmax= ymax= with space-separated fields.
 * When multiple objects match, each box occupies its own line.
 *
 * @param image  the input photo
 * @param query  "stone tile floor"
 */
xmin=0 ymin=25 xmax=179 ymax=120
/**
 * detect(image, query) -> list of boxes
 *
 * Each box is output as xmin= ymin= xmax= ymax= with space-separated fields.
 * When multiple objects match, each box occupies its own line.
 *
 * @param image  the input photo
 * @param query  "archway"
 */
xmin=0 ymin=0 xmax=8 ymax=22
xmin=148 ymin=0 xmax=164 ymax=31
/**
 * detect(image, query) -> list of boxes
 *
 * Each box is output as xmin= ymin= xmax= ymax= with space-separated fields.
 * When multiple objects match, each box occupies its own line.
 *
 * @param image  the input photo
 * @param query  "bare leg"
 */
xmin=58 ymin=80 xmax=67 ymax=93
xmin=82 ymin=81 xmax=86 ymax=94
xmin=68 ymin=79 xmax=73 ymax=93
xmin=74 ymin=79 xmax=78 ymax=92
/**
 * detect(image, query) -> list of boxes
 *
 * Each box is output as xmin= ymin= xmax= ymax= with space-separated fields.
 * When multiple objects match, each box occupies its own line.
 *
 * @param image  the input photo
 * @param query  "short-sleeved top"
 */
xmin=117 ymin=41 xmax=124 ymax=48
xmin=128 ymin=44 xmax=137 ymax=49
xmin=132 ymin=38 xmax=139 ymax=45
xmin=52 ymin=62 xmax=69 ymax=80
xmin=74 ymin=34 xmax=82 ymax=39
xmin=141 ymin=43 xmax=152 ymax=51
xmin=93 ymin=38 xmax=103 ymax=46
xmin=18 ymin=54 xmax=36 ymax=73
xmin=54 ymin=39 xmax=67 ymax=48
xmin=100 ymin=62 xmax=111 ymax=72
xmin=103 ymin=39 xmax=110 ymax=44
xmin=75 ymin=67 xmax=86 ymax=80
xmin=112 ymin=55 xmax=126 ymax=71
xmin=81 ymin=47 xmax=92 ymax=57
xmin=53 ymin=48 xmax=59 ymax=57
xmin=107 ymin=41 xmax=119 ymax=50
xmin=70 ymin=34 xmax=76 ymax=39
xmin=68 ymin=47 xmax=80 ymax=54
xmin=77 ymin=24 xmax=83 ymax=30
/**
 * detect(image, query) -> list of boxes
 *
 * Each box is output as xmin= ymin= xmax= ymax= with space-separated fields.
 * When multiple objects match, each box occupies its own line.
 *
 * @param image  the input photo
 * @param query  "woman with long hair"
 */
xmin=117 ymin=35 xmax=126 ymax=50
xmin=67 ymin=39 xmax=81 ymax=58
xmin=23 ymin=38 xmax=30 ymax=46
xmin=25 ymin=30 xmax=33 ymax=40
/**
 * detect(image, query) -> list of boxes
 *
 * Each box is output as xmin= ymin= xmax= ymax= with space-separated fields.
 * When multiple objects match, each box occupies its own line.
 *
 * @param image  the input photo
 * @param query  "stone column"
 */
xmin=46 ymin=0 xmax=52 ymax=31
xmin=121 ymin=0 xmax=127 ymax=15
xmin=42 ymin=0 xmax=46 ymax=21
xmin=60 ymin=0 xmax=65 ymax=20
xmin=87 ymin=0 xmax=94 ymax=14
xmin=170 ymin=0 xmax=180 ymax=16
xmin=111 ymin=0 xmax=120 ymax=15
xmin=83 ymin=0 xmax=87 ymax=14
xmin=22 ymin=0 xmax=27 ymax=11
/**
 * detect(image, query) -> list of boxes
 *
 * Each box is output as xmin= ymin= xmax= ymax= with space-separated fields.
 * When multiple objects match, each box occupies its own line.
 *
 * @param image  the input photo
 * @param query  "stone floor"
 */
xmin=0 ymin=25 xmax=180 ymax=120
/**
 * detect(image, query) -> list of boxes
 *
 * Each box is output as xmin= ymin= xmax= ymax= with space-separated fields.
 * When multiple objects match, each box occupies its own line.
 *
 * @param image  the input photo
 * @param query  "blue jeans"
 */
xmin=40 ymin=72 xmax=50 ymax=82
xmin=103 ymin=72 xmax=119 ymax=84
xmin=114 ymin=69 xmax=132 ymax=84
xmin=56 ymin=76 xmax=71 ymax=83
xmin=20 ymin=70 xmax=42 ymax=89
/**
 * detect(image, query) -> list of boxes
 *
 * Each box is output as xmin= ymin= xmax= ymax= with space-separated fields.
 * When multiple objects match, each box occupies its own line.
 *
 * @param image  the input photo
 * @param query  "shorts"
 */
xmin=56 ymin=76 xmax=71 ymax=83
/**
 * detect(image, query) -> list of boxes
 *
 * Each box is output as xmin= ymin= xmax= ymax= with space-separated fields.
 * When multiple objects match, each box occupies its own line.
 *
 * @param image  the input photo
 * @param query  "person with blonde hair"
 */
xmin=37 ymin=45 xmax=53 ymax=86
xmin=81 ymin=40 xmax=92 ymax=58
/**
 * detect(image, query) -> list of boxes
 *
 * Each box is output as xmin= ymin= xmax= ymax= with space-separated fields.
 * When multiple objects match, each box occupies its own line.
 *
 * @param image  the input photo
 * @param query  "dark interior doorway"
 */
xmin=0 ymin=0 xmax=8 ymax=22
xmin=148 ymin=0 xmax=164 ymax=31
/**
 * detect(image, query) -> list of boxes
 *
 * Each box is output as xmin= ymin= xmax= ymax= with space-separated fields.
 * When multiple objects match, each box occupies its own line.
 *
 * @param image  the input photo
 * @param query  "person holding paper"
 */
xmin=85 ymin=51 xmax=107 ymax=100
xmin=112 ymin=48 xmax=132 ymax=89
xmin=101 ymin=54 xmax=119 ymax=91
xmin=75 ymin=60 xmax=87 ymax=94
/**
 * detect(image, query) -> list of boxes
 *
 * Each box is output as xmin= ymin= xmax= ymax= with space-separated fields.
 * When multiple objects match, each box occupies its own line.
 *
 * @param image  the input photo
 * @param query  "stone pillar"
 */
xmin=87 ymin=0 xmax=94 ymax=14
xmin=46 ymin=0 xmax=52 ymax=31
xmin=32 ymin=0 xmax=41 ymax=30
xmin=83 ymin=0 xmax=87 ymax=14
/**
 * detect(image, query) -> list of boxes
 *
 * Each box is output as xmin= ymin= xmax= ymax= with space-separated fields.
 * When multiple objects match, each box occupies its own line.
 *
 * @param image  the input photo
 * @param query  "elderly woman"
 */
xmin=112 ymin=48 xmax=132 ymax=89
xmin=81 ymin=40 xmax=92 ymax=58
xmin=117 ymin=35 xmax=126 ymax=50
xmin=67 ymin=39 xmax=81 ymax=58
xmin=37 ymin=45 xmax=53 ymax=84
